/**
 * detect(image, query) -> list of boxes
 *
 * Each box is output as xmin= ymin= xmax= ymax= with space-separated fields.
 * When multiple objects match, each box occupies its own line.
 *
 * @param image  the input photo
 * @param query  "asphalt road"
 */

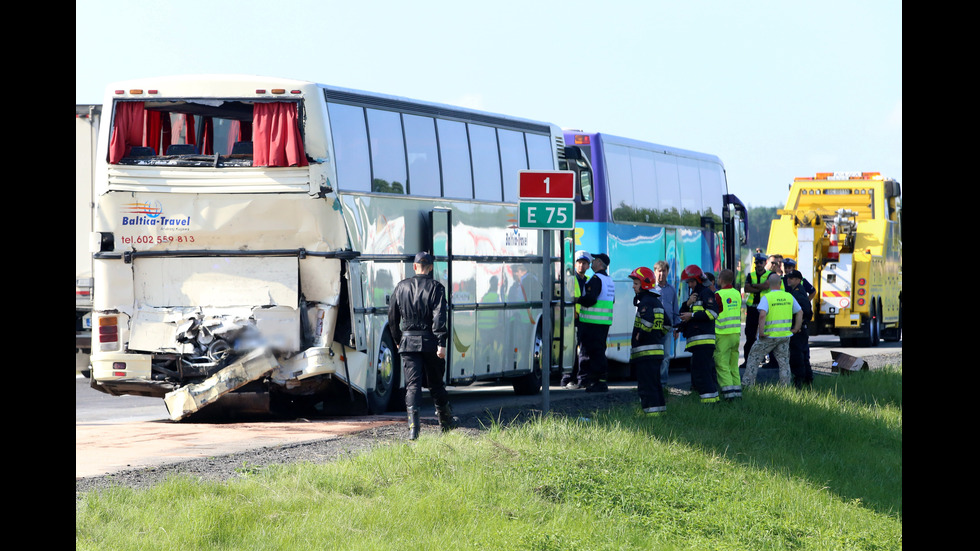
xmin=76 ymin=334 xmax=900 ymax=478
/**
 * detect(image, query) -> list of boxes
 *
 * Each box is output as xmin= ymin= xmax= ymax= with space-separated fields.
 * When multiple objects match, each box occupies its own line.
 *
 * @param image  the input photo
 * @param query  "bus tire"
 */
xmin=368 ymin=330 xmax=400 ymax=414
xmin=512 ymin=332 xmax=543 ymax=395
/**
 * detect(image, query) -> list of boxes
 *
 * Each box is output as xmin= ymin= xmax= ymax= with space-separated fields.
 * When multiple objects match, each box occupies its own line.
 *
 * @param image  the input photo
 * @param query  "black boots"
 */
xmin=407 ymin=406 xmax=420 ymax=440
xmin=436 ymin=404 xmax=458 ymax=432
xmin=407 ymin=404 xmax=457 ymax=440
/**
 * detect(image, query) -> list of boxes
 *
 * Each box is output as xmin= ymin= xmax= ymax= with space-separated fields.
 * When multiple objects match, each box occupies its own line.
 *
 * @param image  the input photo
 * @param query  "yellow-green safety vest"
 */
xmin=715 ymin=288 xmax=742 ymax=335
xmin=763 ymin=290 xmax=794 ymax=338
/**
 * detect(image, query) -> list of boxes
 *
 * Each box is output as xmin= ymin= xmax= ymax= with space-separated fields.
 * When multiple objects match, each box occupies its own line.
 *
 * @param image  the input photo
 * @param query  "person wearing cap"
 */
xmin=781 ymin=258 xmax=816 ymax=302
xmin=713 ymin=269 xmax=742 ymax=400
xmin=742 ymin=273 xmax=803 ymax=387
xmin=388 ymin=251 xmax=456 ymax=439
xmin=562 ymin=250 xmax=592 ymax=389
xmin=576 ymin=252 xmax=615 ymax=392
xmin=629 ymin=266 xmax=668 ymax=414
xmin=785 ymin=269 xmax=814 ymax=389
xmin=741 ymin=253 xmax=771 ymax=369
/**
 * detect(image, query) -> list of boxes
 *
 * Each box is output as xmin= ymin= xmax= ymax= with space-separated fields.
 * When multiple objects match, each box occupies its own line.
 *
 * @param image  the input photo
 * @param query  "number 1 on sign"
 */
xmin=543 ymin=177 xmax=550 ymax=194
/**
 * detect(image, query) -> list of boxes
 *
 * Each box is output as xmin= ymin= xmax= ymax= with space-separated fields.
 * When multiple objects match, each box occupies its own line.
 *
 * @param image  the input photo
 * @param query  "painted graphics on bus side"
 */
xmin=563 ymin=131 xmax=737 ymax=364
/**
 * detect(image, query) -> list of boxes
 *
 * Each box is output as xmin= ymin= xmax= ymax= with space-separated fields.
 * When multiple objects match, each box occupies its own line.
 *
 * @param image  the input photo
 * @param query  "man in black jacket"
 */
xmin=388 ymin=251 xmax=457 ymax=440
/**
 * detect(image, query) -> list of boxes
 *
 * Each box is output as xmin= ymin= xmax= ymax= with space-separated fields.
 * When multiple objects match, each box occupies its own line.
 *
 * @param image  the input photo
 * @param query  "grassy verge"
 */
xmin=77 ymin=365 xmax=902 ymax=550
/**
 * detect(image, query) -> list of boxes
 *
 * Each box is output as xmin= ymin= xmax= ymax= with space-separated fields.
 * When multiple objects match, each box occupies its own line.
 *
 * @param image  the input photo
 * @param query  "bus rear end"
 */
xmin=89 ymin=76 xmax=350 ymax=420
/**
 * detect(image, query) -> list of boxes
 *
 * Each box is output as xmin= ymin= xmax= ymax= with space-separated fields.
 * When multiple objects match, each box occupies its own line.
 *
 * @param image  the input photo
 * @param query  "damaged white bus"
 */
xmin=88 ymin=75 xmax=578 ymax=421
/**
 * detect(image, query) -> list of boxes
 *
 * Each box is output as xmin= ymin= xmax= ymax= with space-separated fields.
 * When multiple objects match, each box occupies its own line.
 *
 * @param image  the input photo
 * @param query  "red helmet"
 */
xmin=680 ymin=265 xmax=704 ymax=282
xmin=629 ymin=266 xmax=656 ymax=290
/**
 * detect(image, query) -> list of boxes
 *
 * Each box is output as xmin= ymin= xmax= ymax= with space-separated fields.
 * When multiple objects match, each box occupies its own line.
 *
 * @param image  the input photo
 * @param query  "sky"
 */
xmin=76 ymin=0 xmax=901 ymax=208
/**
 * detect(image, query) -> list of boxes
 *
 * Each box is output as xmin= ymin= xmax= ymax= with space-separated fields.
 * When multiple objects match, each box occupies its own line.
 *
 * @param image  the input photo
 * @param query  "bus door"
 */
xmin=723 ymin=194 xmax=748 ymax=276
xmin=429 ymin=208 xmax=475 ymax=386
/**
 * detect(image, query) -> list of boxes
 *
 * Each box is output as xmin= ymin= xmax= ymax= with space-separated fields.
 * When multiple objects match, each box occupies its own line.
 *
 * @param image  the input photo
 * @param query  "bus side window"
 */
xmin=327 ymin=102 xmax=371 ymax=192
xmin=437 ymin=119 xmax=473 ymax=199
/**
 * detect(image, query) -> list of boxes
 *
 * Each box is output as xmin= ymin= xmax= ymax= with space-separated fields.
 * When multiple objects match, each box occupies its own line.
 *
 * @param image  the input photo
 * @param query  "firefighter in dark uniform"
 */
xmin=388 ymin=251 xmax=457 ymax=440
xmin=678 ymin=265 xmax=721 ymax=404
xmin=576 ymin=253 xmax=615 ymax=393
xmin=629 ymin=266 xmax=668 ymax=414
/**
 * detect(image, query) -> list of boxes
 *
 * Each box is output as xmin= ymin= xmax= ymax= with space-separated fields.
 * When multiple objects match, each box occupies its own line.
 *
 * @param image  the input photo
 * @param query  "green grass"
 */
xmin=77 ymin=366 xmax=902 ymax=550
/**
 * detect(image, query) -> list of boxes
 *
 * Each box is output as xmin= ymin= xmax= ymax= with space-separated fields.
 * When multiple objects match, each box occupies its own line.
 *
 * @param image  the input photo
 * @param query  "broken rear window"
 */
xmin=108 ymin=100 xmax=308 ymax=168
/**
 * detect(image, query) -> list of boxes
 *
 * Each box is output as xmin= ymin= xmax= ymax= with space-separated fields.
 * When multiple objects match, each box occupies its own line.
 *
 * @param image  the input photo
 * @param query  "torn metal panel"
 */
xmin=133 ymin=256 xmax=299 ymax=309
xmin=163 ymin=347 xmax=279 ymax=421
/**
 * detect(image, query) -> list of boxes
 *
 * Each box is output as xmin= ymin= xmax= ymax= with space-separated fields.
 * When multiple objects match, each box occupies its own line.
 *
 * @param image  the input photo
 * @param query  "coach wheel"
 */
xmin=368 ymin=331 xmax=401 ymax=414
xmin=512 ymin=328 xmax=543 ymax=395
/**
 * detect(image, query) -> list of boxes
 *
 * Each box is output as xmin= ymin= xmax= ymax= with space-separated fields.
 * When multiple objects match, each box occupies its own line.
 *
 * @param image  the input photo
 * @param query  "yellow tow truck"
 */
xmin=766 ymin=172 xmax=902 ymax=346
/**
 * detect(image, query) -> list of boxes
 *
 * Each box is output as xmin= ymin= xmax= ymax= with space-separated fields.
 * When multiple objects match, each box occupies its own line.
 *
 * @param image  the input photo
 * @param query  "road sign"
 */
xmin=518 ymin=201 xmax=574 ymax=230
xmin=519 ymin=170 xmax=575 ymax=200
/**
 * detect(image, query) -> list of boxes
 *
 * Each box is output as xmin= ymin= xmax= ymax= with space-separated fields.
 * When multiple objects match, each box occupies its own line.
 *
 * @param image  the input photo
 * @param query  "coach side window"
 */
xmin=499 ymin=129 xmax=528 ymax=203
xmin=469 ymin=124 xmax=502 ymax=202
xmin=366 ymin=109 xmax=406 ymax=194
xmin=327 ymin=102 xmax=371 ymax=192
xmin=403 ymin=114 xmax=441 ymax=197
xmin=437 ymin=119 xmax=473 ymax=199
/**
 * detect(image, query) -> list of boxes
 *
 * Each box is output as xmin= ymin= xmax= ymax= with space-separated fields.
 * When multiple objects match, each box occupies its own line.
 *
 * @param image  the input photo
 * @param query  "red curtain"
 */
xmin=108 ymin=102 xmax=146 ymax=163
xmin=199 ymin=117 xmax=214 ymax=155
xmin=144 ymin=111 xmax=171 ymax=156
xmin=184 ymin=114 xmax=197 ymax=146
xmin=253 ymin=103 xmax=307 ymax=167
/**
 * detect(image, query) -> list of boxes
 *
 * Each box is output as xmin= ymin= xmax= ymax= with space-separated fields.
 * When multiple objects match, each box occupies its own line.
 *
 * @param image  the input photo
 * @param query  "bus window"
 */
xmin=327 ymin=102 xmax=371 ymax=192
xmin=699 ymin=161 xmax=726 ymax=224
xmin=630 ymin=147 xmax=659 ymax=223
xmin=403 ymin=114 xmax=441 ymax=197
xmin=366 ymin=108 xmax=406 ymax=194
xmin=525 ymin=133 xmax=554 ymax=170
xmin=469 ymin=124 xmax=502 ymax=202
xmin=499 ymin=129 xmax=528 ymax=202
xmin=437 ymin=119 xmax=473 ymax=199
xmin=655 ymin=154 xmax=682 ymax=223
xmin=605 ymin=143 xmax=635 ymax=222
xmin=678 ymin=157 xmax=702 ymax=223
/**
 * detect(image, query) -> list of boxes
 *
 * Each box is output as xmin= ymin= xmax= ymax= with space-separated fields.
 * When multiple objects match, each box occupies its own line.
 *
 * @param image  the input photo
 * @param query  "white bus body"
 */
xmin=89 ymin=75 xmax=574 ymax=420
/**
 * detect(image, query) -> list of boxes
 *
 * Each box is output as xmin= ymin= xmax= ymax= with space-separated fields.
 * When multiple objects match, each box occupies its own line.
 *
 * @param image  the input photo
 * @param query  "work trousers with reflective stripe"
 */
xmin=633 ymin=353 xmax=665 ymax=413
xmin=713 ymin=332 xmax=742 ymax=399
xmin=742 ymin=336 xmax=791 ymax=386
xmin=689 ymin=344 xmax=720 ymax=403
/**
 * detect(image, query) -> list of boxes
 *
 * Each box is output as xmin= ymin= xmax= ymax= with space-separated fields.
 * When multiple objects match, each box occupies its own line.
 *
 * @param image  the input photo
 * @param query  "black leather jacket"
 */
xmin=388 ymin=273 xmax=448 ymax=352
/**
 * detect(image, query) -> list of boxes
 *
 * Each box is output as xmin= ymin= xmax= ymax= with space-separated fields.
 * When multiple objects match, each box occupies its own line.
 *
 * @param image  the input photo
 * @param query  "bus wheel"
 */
xmin=368 ymin=331 xmax=400 ymax=414
xmin=512 ymin=332 xmax=543 ymax=395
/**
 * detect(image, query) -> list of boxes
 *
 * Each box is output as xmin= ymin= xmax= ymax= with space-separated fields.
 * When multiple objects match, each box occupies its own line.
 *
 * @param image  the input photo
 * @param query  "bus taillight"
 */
xmin=98 ymin=316 xmax=119 ymax=351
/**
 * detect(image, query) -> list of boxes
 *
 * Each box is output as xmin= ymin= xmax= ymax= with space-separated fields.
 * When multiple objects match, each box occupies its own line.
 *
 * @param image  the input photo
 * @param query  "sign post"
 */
xmin=518 ymin=170 xmax=575 ymax=415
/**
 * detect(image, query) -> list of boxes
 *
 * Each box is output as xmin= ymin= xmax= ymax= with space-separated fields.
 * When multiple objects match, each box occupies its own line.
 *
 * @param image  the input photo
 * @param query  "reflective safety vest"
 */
xmin=745 ymin=270 xmax=770 ymax=307
xmin=580 ymin=273 xmax=615 ymax=326
xmin=574 ymin=275 xmax=583 ymax=317
xmin=715 ymin=288 xmax=742 ymax=335
xmin=762 ymin=289 xmax=795 ymax=338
